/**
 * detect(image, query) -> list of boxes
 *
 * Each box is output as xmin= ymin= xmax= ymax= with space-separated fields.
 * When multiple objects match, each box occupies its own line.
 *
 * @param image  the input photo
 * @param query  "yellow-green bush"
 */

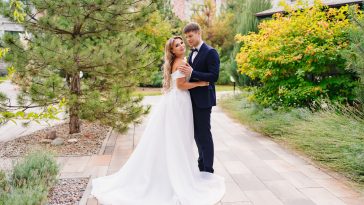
xmin=236 ymin=2 xmax=360 ymax=107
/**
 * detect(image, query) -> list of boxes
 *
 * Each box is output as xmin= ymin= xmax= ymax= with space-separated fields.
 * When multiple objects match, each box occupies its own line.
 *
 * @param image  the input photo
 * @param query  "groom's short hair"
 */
xmin=183 ymin=22 xmax=201 ymax=33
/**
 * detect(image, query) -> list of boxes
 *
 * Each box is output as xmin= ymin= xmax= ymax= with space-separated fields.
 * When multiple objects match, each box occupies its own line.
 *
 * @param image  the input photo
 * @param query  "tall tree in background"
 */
xmin=3 ymin=0 xmax=169 ymax=134
xmin=157 ymin=0 xmax=183 ymax=35
xmin=344 ymin=6 xmax=364 ymax=104
xmin=191 ymin=0 xmax=234 ymax=84
xmin=228 ymin=0 xmax=271 ymax=86
xmin=139 ymin=0 xmax=183 ymax=88
xmin=190 ymin=0 xmax=271 ymax=85
xmin=191 ymin=0 xmax=234 ymax=54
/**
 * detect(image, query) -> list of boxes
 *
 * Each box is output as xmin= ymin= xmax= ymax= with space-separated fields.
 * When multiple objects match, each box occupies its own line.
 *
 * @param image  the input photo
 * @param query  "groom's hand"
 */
xmin=178 ymin=64 xmax=193 ymax=77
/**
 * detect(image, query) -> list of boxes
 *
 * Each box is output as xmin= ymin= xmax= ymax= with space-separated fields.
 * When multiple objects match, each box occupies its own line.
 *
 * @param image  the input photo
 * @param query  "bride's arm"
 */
xmin=176 ymin=77 xmax=209 ymax=90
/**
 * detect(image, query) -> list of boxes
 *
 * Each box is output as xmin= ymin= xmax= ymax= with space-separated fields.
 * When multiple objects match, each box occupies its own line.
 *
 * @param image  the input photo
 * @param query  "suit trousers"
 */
xmin=192 ymin=101 xmax=214 ymax=173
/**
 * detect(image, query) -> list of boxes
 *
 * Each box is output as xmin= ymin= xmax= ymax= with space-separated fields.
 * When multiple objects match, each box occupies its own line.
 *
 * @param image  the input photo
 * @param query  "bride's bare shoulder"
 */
xmin=172 ymin=59 xmax=183 ymax=73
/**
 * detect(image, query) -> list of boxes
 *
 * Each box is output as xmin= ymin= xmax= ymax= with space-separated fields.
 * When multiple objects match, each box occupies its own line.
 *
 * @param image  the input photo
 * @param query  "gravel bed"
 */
xmin=0 ymin=121 xmax=110 ymax=157
xmin=48 ymin=178 xmax=89 ymax=205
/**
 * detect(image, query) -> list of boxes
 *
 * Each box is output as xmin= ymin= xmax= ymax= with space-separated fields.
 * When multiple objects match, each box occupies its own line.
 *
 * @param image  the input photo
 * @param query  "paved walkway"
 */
xmin=54 ymin=95 xmax=363 ymax=205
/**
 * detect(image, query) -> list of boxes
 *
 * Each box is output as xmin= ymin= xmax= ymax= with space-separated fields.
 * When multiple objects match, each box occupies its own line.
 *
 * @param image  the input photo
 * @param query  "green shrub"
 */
xmin=140 ymin=71 xmax=163 ymax=87
xmin=0 ymin=151 xmax=59 ymax=205
xmin=236 ymin=2 xmax=361 ymax=107
xmin=1 ymin=185 xmax=48 ymax=205
xmin=217 ymin=59 xmax=233 ymax=85
xmin=12 ymin=151 xmax=59 ymax=188
xmin=0 ymin=150 xmax=59 ymax=205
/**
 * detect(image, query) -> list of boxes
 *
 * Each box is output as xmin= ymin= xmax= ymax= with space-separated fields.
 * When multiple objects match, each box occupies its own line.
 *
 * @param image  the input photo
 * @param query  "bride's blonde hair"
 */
xmin=162 ymin=36 xmax=183 ymax=93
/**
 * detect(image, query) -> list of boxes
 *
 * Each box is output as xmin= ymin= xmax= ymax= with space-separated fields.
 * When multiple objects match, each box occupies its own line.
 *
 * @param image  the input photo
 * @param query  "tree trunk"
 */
xmin=69 ymin=73 xmax=81 ymax=134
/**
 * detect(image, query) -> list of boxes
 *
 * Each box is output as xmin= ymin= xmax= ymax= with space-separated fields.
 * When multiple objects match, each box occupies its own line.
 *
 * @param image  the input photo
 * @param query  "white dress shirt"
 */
xmin=191 ymin=41 xmax=204 ymax=63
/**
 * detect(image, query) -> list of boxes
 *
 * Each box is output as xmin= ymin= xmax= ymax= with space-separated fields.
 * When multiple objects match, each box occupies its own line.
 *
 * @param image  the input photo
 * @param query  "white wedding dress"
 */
xmin=91 ymin=70 xmax=225 ymax=205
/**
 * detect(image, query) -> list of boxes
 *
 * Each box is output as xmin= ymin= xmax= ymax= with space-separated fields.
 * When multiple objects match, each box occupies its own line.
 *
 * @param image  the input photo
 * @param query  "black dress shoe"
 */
xmin=204 ymin=167 xmax=214 ymax=173
xmin=198 ymin=164 xmax=205 ymax=171
xmin=198 ymin=159 xmax=204 ymax=171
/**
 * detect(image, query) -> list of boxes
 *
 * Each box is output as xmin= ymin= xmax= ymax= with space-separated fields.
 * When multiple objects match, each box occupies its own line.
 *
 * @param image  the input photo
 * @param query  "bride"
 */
xmin=91 ymin=36 xmax=226 ymax=205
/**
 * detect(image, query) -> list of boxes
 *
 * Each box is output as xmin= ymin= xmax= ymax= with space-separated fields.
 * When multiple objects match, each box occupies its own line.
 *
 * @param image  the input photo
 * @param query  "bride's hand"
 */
xmin=197 ymin=81 xmax=209 ymax=87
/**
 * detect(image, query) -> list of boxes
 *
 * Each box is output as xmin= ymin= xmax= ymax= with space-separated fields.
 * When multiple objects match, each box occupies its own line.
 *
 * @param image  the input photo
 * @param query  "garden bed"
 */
xmin=48 ymin=178 xmax=89 ymax=205
xmin=0 ymin=121 xmax=111 ymax=157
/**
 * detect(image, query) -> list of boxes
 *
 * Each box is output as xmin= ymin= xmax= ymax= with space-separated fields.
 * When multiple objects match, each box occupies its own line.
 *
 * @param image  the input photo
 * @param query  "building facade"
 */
xmin=0 ymin=16 xmax=24 ymax=75
xmin=0 ymin=15 xmax=24 ymax=38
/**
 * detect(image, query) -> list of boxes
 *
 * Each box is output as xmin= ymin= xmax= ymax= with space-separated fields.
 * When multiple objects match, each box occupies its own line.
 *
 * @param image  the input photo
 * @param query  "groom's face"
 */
xmin=185 ymin=31 xmax=201 ymax=48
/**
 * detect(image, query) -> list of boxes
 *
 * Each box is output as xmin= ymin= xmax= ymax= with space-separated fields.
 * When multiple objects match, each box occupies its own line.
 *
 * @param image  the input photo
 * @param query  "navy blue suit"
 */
xmin=188 ymin=43 xmax=220 ymax=173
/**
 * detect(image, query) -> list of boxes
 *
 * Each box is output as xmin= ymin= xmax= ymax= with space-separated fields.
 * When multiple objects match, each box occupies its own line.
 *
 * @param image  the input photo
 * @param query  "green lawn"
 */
xmin=216 ymin=85 xmax=234 ymax=92
xmin=219 ymin=93 xmax=364 ymax=189
xmin=133 ymin=87 xmax=162 ymax=97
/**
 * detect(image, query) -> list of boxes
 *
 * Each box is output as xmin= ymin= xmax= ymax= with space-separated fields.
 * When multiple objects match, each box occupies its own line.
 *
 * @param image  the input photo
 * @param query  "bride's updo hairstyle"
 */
xmin=162 ymin=36 xmax=183 ymax=93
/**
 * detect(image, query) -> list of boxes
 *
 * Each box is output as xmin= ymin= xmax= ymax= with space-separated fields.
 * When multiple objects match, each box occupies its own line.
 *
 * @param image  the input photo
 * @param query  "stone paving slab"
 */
xmin=52 ymin=95 xmax=364 ymax=205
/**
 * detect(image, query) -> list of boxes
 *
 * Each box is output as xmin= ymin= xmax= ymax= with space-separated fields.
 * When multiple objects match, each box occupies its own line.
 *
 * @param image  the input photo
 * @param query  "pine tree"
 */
xmin=3 ymin=0 xmax=163 ymax=134
xmin=156 ymin=0 xmax=183 ymax=35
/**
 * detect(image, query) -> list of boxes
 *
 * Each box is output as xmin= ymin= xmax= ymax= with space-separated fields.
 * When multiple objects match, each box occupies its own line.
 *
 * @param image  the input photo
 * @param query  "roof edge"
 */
xmin=255 ymin=0 xmax=363 ymax=18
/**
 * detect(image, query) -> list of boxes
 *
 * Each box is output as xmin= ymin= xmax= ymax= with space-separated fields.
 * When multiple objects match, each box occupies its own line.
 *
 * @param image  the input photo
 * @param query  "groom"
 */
xmin=179 ymin=22 xmax=220 ymax=173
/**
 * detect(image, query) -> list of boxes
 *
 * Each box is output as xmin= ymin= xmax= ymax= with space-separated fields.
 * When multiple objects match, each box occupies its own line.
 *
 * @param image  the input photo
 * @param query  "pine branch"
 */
xmin=78 ymin=63 xmax=113 ymax=70
xmin=2 ymin=101 xmax=59 ymax=110
xmin=23 ymin=37 xmax=63 ymax=56
xmin=79 ymin=21 xmax=136 ymax=35
xmin=27 ymin=21 xmax=74 ymax=35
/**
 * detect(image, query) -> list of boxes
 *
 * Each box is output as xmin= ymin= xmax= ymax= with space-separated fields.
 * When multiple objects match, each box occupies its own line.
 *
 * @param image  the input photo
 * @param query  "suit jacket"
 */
xmin=188 ymin=43 xmax=220 ymax=109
